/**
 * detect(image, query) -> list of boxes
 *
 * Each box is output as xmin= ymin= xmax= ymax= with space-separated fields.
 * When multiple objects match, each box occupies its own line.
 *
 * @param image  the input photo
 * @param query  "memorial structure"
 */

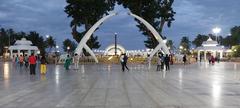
xmin=9 ymin=38 xmax=39 ymax=58
xmin=196 ymin=37 xmax=226 ymax=61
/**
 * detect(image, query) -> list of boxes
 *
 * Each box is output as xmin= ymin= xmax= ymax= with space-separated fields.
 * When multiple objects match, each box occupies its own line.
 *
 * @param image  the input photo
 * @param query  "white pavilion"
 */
xmin=196 ymin=37 xmax=226 ymax=61
xmin=9 ymin=38 xmax=39 ymax=58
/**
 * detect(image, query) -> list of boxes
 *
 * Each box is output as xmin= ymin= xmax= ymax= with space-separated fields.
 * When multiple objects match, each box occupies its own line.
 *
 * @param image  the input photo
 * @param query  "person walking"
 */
xmin=211 ymin=55 xmax=215 ymax=65
xmin=29 ymin=53 xmax=37 ymax=75
xmin=183 ymin=55 xmax=187 ymax=65
xmin=73 ymin=53 xmax=79 ymax=69
xmin=156 ymin=55 xmax=161 ymax=71
xmin=19 ymin=55 xmax=24 ymax=68
xmin=165 ymin=54 xmax=170 ymax=71
xmin=15 ymin=54 xmax=19 ymax=64
xmin=146 ymin=54 xmax=151 ymax=69
xmin=160 ymin=54 xmax=165 ymax=70
xmin=40 ymin=55 xmax=47 ymax=75
xmin=64 ymin=55 xmax=72 ymax=70
xmin=120 ymin=54 xmax=125 ymax=71
xmin=24 ymin=54 xmax=29 ymax=68
xmin=120 ymin=53 xmax=129 ymax=72
xmin=12 ymin=55 xmax=16 ymax=64
xmin=123 ymin=53 xmax=129 ymax=71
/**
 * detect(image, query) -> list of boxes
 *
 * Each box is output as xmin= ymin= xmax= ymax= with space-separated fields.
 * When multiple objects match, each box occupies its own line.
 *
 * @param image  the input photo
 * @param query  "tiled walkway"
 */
xmin=1 ymin=62 xmax=240 ymax=108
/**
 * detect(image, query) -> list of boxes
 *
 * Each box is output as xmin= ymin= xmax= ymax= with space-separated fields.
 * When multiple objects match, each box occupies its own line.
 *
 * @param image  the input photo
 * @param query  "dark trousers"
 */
xmin=30 ymin=64 xmax=36 ymax=75
xmin=25 ymin=62 xmax=29 ymax=68
xmin=156 ymin=65 xmax=161 ymax=71
xmin=161 ymin=62 xmax=164 ymax=70
xmin=20 ymin=62 xmax=23 ymax=67
xmin=165 ymin=63 xmax=170 ymax=71
xmin=121 ymin=62 xmax=129 ymax=71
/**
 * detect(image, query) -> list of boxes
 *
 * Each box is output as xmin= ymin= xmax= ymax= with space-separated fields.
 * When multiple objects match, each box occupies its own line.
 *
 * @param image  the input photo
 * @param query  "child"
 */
xmin=156 ymin=55 xmax=161 ymax=71
xmin=64 ymin=55 xmax=72 ymax=70
xmin=40 ymin=55 xmax=47 ymax=75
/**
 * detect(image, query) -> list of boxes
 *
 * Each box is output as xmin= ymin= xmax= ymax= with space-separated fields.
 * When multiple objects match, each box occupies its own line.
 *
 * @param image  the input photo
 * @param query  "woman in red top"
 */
xmin=29 ymin=53 xmax=37 ymax=75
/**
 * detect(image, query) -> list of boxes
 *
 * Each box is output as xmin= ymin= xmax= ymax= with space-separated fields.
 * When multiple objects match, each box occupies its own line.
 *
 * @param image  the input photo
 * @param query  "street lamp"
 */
xmin=67 ymin=46 xmax=70 ymax=54
xmin=212 ymin=27 xmax=221 ymax=43
xmin=114 ymin=32 xmax=117 ymax=56
xmin=46 ymin=35 xmax=50 ymax=38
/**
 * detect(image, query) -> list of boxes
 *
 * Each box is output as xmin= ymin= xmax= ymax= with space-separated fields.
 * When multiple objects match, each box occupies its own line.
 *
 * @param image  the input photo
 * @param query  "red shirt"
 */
xmin=29 ymin=56 xmax=37 ymax=64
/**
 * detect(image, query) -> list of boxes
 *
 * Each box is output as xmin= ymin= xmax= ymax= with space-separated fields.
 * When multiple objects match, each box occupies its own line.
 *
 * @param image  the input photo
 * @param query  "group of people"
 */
xmin=64 ymin=54 xmax=80 ymax=70
xmin=156 ymin=54 xmax=170 ymax=71
xmin=208 ymin=55 xmax=220 ymax=65
xmin=13 ymin=53 xmax=48 ymax=75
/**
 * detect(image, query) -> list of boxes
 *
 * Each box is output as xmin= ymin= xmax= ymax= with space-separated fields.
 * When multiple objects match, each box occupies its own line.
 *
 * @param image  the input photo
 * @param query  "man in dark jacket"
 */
xmin=165 ymin=54 xmax=170 ymax=71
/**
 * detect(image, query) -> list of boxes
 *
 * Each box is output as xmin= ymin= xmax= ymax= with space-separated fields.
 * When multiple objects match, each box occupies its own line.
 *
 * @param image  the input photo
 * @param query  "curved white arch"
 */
xmin=75 ymin=12 xmax=169 ymax=63
xmin=129 ymin=13 xmax=170 ymax=59
xmin=75 ymin=13 xmax=117 ymax=63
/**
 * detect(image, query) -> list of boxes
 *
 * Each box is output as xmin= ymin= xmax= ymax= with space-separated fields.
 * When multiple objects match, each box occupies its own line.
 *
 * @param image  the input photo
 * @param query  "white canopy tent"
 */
xmin=9 ymin=38 xmax=39 ymax=58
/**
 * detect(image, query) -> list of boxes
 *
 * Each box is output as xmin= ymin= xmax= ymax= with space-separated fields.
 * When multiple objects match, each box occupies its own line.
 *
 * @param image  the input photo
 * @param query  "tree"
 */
xmin=64 ymin=0 xmax=175 ymax=49
xmin=118 ymin=0 xmax=175 ymax=48
xmin=180 ymin=36 xmax=191 ymax=54
xmin=230 ymin=26 xmax=240 ymax=46
xmin=166 ymin=40 xmax=174 ymax=49
xmin=0 ymin=28 xmax=8 ymax=55
xmin=64 ymin=0 xmax=115 ymax=52
xmin=62 ymin=39 xmax=77 ymax=52
xmin=232 ymin=45 xmax=240 ymax=57
xmin=46 ymin=36 xmax=56 ymax=53
xmin=26 ymin=31 xmax=47 ymax=55
xmin=192 ymin=34 xmax=209 ymax=47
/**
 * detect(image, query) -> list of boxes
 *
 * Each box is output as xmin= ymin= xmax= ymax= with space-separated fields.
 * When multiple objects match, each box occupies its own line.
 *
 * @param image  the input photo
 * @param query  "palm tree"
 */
xmin=46 ymin=36 xmax=56 ymax=53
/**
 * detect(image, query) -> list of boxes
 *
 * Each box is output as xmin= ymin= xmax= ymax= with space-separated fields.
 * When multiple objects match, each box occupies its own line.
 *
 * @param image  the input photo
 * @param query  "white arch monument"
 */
xmin=75 ymin=12 xmax=170 ymax=63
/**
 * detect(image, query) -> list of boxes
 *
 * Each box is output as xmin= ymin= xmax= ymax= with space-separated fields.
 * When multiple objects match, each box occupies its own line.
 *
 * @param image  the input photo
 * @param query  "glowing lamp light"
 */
xmin=163 ymin=39 xmax=167 ymax=44
xmin=179 ymin=46 xmax=183 ymax=49
xmin=46 ymin=35 xmax=50 ymax=38
xmin=37 ymin=51 xmax=40 ymax=54
xmin=212 ymin=27 xmax=221 ymax=34
xmin=108 ymin=56 xmax=113 ymax=60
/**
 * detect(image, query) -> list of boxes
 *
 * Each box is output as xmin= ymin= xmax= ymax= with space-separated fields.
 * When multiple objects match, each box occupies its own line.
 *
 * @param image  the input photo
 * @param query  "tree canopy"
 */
xmin=64 ymin=0 xmax=175 ymax=49
xmin=46 ymin=36 xmax=56 ymax=53
xmin=62 ymin=39 xmax=77 ymax=52
xmin=180 ymin=36 xmax=191 ymax=54
xmin=0 ymin=28 xmax=47 ymax=55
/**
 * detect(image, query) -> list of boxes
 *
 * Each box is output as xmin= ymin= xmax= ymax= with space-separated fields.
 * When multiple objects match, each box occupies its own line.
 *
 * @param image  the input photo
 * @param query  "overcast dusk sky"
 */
xmin=0 ymin=0 xmax=240 ymax=50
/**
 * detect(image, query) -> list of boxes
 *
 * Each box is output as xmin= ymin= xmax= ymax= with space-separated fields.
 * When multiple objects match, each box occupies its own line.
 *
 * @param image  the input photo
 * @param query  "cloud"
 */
xmin=1 ymin=0 xmax=240 ymax=50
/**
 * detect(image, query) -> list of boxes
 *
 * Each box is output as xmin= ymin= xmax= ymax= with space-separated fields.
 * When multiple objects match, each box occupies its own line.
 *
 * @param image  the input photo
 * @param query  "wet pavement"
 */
xmin=1 ymin=62 xmax=240 ymax=108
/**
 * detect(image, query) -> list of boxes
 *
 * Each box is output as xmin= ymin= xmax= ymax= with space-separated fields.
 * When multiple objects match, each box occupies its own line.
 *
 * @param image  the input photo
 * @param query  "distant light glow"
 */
xmin=212 ymin=27 xmax=221 ymax=34
xmin=108 ymin=56 xmax=113 ymax=60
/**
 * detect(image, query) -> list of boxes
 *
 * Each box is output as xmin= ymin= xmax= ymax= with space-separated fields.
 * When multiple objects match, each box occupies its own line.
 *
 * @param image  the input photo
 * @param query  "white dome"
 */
xmin=104 ymin=44 xmax=126 ymax=55
xmin=15 ymin=38 xmax=32 ymax=45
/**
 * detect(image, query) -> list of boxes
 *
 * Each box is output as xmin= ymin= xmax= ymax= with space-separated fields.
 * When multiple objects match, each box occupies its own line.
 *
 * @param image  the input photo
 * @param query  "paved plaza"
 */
xmin=1 ymin=62 xmax=240 ymax=108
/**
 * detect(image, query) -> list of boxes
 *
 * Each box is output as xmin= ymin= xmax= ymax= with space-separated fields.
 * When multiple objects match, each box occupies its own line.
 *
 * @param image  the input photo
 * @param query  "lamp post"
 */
xmin=179 ymin=46 xmax=183 ymax=54
xmin=55 ymin=45 xmax=59 ymax=55
xmin=114 ymin=32 xmax=117 ymax=56
xmin=212 ymin=27 xmax=221 ymax=44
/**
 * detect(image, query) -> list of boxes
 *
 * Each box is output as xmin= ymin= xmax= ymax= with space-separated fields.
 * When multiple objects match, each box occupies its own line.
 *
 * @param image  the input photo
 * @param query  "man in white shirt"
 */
xmin=73 ymin=53 xmax=80 ymax=69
